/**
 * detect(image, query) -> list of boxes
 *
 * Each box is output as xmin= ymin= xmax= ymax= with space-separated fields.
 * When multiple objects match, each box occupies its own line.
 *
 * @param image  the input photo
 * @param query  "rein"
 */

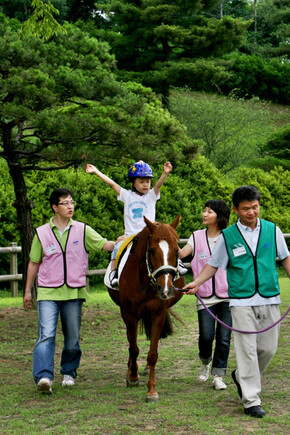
xmin=146 ymin=240 xmax=179 ymax=288
xmin=174 ymin=287 xmax=290 ymax=334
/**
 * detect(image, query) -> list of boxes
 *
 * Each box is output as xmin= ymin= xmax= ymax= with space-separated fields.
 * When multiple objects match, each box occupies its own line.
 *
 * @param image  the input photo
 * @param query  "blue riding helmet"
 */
xmin=128 ymin=161 xmax=154 ymax=181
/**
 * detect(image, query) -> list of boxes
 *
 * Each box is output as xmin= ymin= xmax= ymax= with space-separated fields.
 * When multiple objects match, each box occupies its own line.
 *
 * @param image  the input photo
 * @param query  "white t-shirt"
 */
xmin=118 ymin=187 xmax=160 ymax=236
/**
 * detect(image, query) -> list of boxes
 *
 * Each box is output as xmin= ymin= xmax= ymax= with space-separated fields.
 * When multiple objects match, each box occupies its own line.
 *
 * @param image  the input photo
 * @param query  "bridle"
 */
xmin=145 ymin=238 xmax=179 ymax=288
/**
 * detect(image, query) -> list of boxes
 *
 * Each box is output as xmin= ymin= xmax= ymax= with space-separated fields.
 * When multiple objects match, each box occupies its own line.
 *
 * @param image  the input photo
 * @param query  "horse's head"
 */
xmin=144 ymin=215 xmax=181 ymax=300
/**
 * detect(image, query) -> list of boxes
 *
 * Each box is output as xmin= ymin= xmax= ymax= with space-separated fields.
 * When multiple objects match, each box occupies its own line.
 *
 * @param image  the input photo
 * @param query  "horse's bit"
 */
xmin=145 ymin=240 xmax=179 ymax=288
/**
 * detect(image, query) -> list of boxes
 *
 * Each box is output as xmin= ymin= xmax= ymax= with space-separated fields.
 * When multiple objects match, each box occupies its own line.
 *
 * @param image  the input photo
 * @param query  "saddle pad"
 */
xmin=104 ymin=245 xmax=133 ymax=290
xmin=116 ymin=234 xmax=136 ymax=267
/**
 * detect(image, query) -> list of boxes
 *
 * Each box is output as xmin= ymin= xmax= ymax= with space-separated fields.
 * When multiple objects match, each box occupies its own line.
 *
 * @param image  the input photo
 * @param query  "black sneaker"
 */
xmin=244 ymin=405 xmax=266 ymax=418
xmin=231 ymin=369 xmax=242 ymax=398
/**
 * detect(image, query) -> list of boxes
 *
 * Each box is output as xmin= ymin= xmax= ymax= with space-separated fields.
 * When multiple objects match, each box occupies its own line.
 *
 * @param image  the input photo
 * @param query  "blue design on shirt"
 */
xmin=132 ymin=208 xmax=143 ymax=219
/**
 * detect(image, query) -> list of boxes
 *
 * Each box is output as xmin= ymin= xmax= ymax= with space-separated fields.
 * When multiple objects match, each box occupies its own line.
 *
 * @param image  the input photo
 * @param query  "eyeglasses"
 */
xmin=58 ymin=201 xmax=76 ymax=206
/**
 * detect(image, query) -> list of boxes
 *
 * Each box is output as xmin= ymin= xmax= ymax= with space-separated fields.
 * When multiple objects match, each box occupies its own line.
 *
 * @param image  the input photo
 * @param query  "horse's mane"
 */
xmin=130 ymin=221 xmax=179 ymax=262
xmin=151 ymin=222 xmax=179 ymax=241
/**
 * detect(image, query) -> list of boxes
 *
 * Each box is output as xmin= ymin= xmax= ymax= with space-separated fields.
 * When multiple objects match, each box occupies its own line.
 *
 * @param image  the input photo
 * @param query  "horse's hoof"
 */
xmin=146 ymin=393 xmax=159 ymax=403
xmin=126 ymin=376 xmax=139 ymax=387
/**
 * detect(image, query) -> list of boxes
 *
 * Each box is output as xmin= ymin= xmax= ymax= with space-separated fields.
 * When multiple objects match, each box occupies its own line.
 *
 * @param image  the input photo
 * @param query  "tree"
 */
xmin=0 ymin=0 xmax=32 ymax=21
xmin=21 ymin=0 xmax=67 ymax=39
xmin=250 ymin=124 xmax=290 ymax=171
xmin=0 ymin=15 xmax=197 ymax=301
xmin=0 ymin=0 xmax=109 ymax=25
xmin=170 ymin=89 xmax=276 ymax=173
xmin=206 ymin=0 xmax=252 ymax=20
xmin=93 ymin=0 xmax=250 ymax=106
xmin=242 ymin=0 xmax=290 ymax=59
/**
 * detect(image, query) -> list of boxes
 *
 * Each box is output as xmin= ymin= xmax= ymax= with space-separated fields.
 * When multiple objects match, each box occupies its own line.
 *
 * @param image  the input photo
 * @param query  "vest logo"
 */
xmin=73 ymin=240 xmax=79 ymax=246
xmin=198 ymin=252 xmax=208 ymax=260
xmin=263 ymin=243 xmax=271 ymax=248
xmin=46 ymin=245 xmax=57 ymax=255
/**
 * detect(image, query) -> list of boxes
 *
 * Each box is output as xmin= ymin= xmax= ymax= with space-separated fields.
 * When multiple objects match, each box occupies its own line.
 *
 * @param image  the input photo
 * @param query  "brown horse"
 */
xmin=107 ymin=215 xmax=185 ymax=402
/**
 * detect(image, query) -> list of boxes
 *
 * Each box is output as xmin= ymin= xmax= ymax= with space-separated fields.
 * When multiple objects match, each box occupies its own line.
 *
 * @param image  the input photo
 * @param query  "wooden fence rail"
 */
xmin=1 ymin=234 xmax=289 ymax=297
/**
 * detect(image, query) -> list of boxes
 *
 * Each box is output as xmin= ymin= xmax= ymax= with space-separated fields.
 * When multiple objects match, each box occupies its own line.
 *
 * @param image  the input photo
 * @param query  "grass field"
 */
xmin=0 ymin=278 xmax=289 ymax=434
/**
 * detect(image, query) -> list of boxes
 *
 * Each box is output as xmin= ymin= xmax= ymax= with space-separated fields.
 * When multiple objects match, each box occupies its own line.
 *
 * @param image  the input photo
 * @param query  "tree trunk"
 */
xmin=160 ymin=38 xmax=171 ymax=109
xmin=161 ymin=86 xmax=170 ymax=110
xmin=254 ymin=0 xmax=258 ymax=34
xmin=8 ymin=163 xmax=37 ymax=306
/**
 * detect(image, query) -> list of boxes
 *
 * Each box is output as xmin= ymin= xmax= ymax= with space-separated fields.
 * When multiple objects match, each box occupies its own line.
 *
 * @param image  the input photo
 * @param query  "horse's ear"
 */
xmin=144 ymin=216 xmax=157 ymax=233
xmin=170 ymin=214 xmax=181 ymax=229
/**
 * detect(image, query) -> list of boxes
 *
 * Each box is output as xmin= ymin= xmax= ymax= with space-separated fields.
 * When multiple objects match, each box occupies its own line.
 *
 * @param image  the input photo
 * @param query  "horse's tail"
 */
xmin=140 ymin=310 xmax=174 ymax=340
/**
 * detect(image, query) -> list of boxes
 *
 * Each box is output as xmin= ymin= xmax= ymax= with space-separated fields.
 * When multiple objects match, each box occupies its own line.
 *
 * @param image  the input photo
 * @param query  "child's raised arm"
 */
xmin=153 ymin=161 xmax=172 ymax=196
xmin=86 ymin=164 xmax=121 ymax=195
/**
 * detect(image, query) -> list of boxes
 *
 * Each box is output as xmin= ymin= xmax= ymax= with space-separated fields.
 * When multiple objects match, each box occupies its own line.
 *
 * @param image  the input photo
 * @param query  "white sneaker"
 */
xmin=37 ymin=377 xmax=52 ymax=394
xmin=109 ymin=270 xmax=119 ymax=287
xmin=197 ymin=362 xmax=211 ymax=382
xmin=62 ymin=375 xmax=75 ymax=386
xmin=178 ymin=259 xmax=188 ymax=276
xmin=212 ymin=375 xmax=227 ymax=390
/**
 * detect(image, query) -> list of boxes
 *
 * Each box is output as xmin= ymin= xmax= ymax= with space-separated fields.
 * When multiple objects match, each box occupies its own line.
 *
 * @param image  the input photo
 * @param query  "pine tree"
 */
xmin=95 ymin=0 xmax=250 ymax=106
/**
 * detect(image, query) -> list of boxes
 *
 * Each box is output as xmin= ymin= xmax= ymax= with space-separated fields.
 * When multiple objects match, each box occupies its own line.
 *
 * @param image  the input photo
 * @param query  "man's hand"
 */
xmin=23 ymin=291 xmax=32 ymax=310
xmin=182 ymin=280 xmax=199 ymax=295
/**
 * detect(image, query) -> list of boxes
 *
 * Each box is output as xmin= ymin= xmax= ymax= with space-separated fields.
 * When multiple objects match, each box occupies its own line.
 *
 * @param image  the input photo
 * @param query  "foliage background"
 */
xmin=0 ymin=2 xmax=289 ymax=289
xmin=1 ymin=153 xmax=289 ymax=283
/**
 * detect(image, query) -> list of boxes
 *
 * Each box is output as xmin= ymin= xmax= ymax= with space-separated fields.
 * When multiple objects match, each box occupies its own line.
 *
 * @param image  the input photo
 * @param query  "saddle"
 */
xmin=116 ymin=234 xmax=137 ymax=267
xmin=104 ymin=235 xmax=138 ymax=290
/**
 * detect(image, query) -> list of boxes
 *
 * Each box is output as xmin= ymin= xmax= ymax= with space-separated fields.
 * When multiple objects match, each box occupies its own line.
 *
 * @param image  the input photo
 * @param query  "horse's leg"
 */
xmin=145 ymin=310 xmax=167 ymax=403
xmin=143 ymin=363 xmax=150 ymax=376
xmin=122 ymin=311 xmax=140 ymax=387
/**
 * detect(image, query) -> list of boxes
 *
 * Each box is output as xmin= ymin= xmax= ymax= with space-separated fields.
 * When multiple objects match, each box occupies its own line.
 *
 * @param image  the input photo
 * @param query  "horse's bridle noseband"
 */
xmin=145 ymin=240 xmax=179 ymax=288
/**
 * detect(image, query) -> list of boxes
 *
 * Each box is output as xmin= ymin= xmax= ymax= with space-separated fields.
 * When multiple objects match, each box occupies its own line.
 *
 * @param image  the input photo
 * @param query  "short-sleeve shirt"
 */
xmin=208 ymin=218 xmax=289 ymax=307
xmin=118 ymin=187 xmax=160 ymax=236
xmin=30 ymin=218 xmax=108 ymax=302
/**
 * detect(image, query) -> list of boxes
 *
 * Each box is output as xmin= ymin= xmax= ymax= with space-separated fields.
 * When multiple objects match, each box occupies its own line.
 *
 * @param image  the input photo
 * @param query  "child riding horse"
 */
xmin=107 ymin=215 xmax=185 ymax=402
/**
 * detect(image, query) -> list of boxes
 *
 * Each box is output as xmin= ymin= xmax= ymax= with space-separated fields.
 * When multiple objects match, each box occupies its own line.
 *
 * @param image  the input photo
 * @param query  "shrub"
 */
xmin=221 ymin=53 xmax=290 ymax=104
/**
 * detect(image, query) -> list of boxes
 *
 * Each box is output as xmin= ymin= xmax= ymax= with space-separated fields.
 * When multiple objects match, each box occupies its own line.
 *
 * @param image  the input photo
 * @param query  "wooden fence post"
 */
xmin=10 ymin=242 xmax=18 ymax=297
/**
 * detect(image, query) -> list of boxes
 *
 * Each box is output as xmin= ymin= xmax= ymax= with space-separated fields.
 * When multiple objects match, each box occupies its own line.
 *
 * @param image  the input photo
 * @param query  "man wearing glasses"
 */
xmin=24 ymin=188 xmax=115 ymax=394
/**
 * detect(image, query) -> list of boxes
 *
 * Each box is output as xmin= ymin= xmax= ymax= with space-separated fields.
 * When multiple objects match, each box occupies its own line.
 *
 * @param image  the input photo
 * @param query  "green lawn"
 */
xmin=0 ymin=278 xmax=289 ymax=434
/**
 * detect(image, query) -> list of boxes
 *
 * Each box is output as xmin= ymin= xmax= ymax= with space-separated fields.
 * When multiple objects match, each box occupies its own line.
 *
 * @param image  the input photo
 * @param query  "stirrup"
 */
xmin=109 ymin=269 xmax=119 ymax=287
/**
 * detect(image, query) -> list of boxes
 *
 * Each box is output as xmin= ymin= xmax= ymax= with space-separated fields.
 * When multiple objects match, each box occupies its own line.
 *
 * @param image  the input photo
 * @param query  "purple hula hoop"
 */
xmin=175 ymin=288 xmax=290 ymax=334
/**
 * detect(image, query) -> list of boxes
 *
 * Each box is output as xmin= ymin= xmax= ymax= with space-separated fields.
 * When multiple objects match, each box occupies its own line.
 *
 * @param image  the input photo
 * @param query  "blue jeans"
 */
xmin=111 ymin=241 xmax=122 ymax=260
xmin=33 ymin=299 xmax=83 ymax=383
xmin=198 ymin=301 xmax=232 ymax=376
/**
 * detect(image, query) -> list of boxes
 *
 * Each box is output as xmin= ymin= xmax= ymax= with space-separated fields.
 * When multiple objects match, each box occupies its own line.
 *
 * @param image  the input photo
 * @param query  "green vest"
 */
xmin=222 ymin=220 xmax=280 ymax=298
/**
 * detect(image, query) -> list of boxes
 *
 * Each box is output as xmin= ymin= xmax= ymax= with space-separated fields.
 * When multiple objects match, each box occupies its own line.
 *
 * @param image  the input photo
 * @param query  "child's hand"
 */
xmin=164 ymin=161 xmax=173 ymax=174
xmin=86 ymin=164 xmax=97 ymax=174
xmin=117 ymin=234 xmax=128 ymax=242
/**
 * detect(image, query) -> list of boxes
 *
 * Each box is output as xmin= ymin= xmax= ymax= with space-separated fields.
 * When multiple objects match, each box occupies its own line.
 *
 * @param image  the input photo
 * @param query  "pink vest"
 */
xmin=36 ymin=221 xmax=88 ymax=288
xmin=190 ymin=229 xmax=228 ymax=298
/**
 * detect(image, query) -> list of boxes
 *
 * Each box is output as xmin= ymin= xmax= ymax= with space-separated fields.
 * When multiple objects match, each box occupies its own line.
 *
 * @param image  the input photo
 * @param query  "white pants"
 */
xmin=231 ymin=305 xmax=280 ymax=408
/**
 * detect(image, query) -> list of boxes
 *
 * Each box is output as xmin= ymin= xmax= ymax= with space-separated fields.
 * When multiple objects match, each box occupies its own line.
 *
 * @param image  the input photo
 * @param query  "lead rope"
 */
xmin=174 ymin=287 xmax=290 ymax=334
